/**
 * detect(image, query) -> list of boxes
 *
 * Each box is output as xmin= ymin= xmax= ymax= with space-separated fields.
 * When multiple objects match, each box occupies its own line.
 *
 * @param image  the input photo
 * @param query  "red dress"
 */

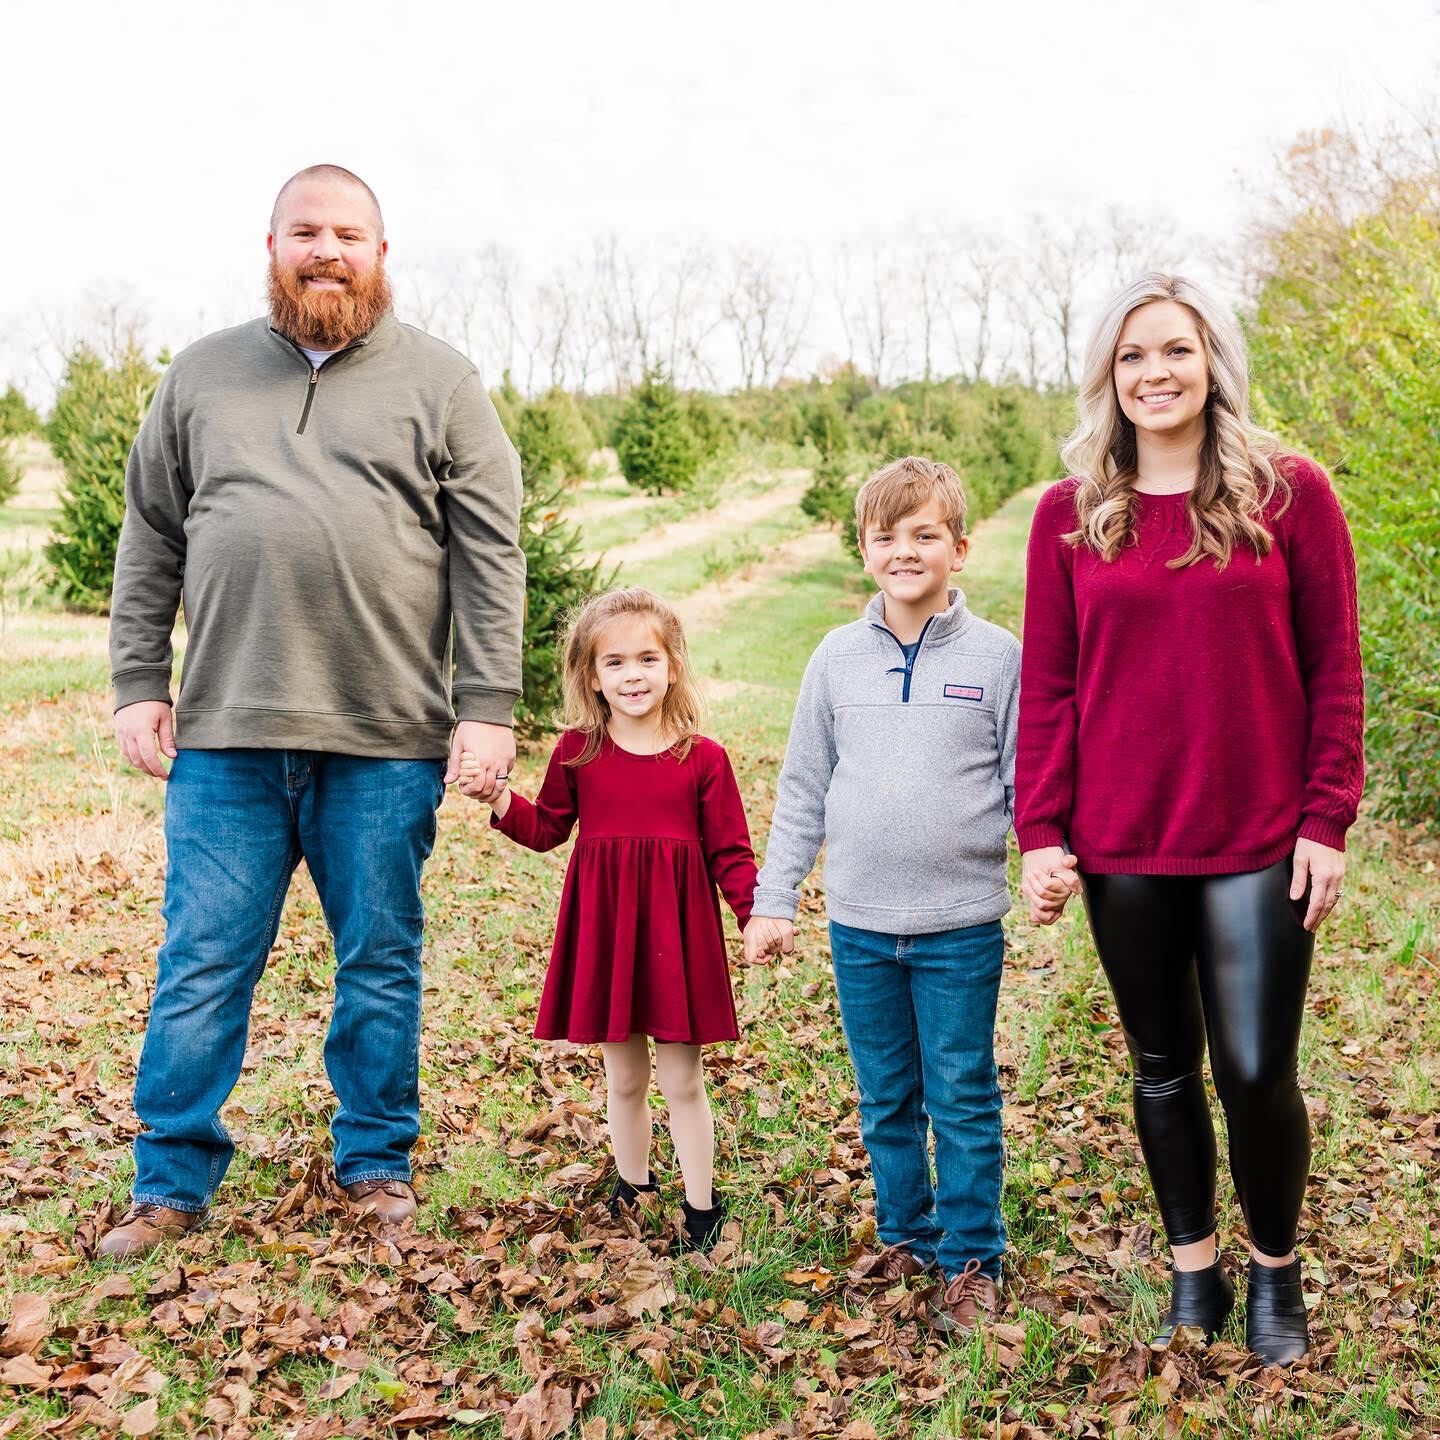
xmin=492 ymin=730 xmax=758 ymax=1044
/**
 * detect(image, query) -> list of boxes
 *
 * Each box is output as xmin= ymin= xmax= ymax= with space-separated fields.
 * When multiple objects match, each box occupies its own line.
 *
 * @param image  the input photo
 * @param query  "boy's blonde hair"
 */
xmin=560 ymin=587 xmax=705 ymax=766
xmin=854 ymin=455 xmax=968 ymax=546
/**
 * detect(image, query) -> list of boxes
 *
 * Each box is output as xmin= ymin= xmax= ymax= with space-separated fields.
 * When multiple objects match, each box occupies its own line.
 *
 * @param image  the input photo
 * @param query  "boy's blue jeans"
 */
xmin=130 ymin=749 xmax=445 ymax=1213
xmin=828 ymin=918 xmax=1006 ymax=1279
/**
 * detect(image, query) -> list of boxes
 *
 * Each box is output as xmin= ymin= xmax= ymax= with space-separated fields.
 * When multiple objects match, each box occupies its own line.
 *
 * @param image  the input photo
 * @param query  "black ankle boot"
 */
xmin=608 ymin=1170 xmax=659 ymax=1217
xmin=680 ymin=1195 xmax=726 ymax=1251
xmin=1152 ymin=1257 xmax=1234 ymax=1348
xmin=1245 ymin=1257 xmax=1309 ymax=1365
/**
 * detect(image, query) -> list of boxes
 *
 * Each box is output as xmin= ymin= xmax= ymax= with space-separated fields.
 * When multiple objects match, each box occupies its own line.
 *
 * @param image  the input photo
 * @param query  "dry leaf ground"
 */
xmin=2 ymin=469 xmax=1437 ymax=1439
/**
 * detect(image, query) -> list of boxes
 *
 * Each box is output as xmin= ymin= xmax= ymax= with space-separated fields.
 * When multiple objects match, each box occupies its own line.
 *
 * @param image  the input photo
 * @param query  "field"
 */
xmin=1 ymin=446 xmax=1437 ymax=1439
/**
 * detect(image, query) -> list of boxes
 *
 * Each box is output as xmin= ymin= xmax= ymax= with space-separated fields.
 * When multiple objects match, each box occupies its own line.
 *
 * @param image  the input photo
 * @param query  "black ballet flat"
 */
xmin=1245 ymin=1257 xmax=1310 ymax=1365
xmin=1152 ymin=1257 xmax=1235 ymax=1348
xmin=608 ymin=1170 xmax=659 ymax=1216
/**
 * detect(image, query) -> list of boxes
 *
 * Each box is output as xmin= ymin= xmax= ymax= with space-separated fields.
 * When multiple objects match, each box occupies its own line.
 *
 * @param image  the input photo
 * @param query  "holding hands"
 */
xmin=743 ymin=915 xmax=795 ymax=964
xmin=457 ymin=738 xmax=512 ymax=815
xmin=1021 ymin=846 xmax=1083 ymax=925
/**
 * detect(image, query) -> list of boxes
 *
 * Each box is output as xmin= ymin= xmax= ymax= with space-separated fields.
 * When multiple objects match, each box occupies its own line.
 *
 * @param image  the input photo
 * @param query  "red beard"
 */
xmin=267 ymin=255 xmax=392 ymax=348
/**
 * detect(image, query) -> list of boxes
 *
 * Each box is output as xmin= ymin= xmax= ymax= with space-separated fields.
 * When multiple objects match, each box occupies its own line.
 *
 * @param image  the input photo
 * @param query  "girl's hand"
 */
xmin=744 ymin=916 xmax=794 ymax=964
xmin=1292 ymin=837 xmax=1345 ymax=931
xmin=1022 ymin=846 xmax=1082 ymax=925
xmin=458 ymin=749 xmax=510 ymax=806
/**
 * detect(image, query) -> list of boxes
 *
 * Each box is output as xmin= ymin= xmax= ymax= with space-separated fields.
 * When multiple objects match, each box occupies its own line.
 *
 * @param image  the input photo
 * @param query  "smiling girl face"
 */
xmin=1112 ymin=298 xmax=1211 ymax=443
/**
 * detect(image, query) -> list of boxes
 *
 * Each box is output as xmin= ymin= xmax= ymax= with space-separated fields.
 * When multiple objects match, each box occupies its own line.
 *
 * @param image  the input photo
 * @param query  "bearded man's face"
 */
xmin=267 ymin=179 xmax=391 ymax=349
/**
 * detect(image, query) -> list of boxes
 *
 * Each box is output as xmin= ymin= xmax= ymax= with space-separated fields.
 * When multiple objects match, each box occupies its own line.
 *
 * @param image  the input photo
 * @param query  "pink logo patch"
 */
xmin=944 ymin=684 xmax=984 ymax=702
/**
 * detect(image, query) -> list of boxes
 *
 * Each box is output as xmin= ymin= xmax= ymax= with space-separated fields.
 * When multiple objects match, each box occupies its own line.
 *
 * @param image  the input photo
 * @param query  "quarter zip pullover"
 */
xmin=753 ymin=589 xmax=1021 ymax=934
xmin=109 ymin=310 xmax=526 ymax=755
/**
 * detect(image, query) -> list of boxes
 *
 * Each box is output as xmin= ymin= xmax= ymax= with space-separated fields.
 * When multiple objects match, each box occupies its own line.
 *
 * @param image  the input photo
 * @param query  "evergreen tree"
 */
xmin=613 ymin=370 xmax=701 ymax=494
xmin=45 ymin=344 xmax=164 ymax=611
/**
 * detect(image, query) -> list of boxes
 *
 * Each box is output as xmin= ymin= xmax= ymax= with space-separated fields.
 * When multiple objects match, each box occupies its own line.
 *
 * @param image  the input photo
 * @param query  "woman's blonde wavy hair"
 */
xmin=1062 ymin=272 xmax=1289 ymax=568
xmin=559 ymin=587 xmax=705 ymax=766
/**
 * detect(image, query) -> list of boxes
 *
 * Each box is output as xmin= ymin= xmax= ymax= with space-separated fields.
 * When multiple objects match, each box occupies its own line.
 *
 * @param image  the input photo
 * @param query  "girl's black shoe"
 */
xmin=1245 ymin=1257 xmax=1310 ymax=1365
xmin=608 ymin=1170 xmax=659 ymax=1217
xmin=1152 ymin=1256 xmax=1234 ymax=1348
xmin=680 ymin=1195 xmax=726 ymax=1251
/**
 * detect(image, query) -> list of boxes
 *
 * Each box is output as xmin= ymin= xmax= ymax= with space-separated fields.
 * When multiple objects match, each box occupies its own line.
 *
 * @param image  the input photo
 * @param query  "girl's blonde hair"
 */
xmin=560 ymin=587 xmax=705 ymax=766
xmin=1061 ymin=272 xmax=1289 ymax=569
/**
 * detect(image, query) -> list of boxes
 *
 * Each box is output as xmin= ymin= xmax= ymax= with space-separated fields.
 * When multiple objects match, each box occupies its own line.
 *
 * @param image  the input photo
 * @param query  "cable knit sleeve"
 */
xmin=1015 ymin=480 xmax=1081 ymax=854
xmin=1282 ymin=458 xmax=1365 ymax=850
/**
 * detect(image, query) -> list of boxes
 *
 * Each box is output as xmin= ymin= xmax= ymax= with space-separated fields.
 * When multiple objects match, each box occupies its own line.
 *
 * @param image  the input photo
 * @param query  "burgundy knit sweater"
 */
xmin=1015 ymin=456 xmax=1364 ymax=875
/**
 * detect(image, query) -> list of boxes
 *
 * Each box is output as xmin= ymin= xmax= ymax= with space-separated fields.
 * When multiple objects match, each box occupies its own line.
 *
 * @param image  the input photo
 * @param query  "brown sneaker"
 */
xmin=97 ymin=1202 xmax=208 ymax=1259
xmin=343 ymin=1179 xmax=417 ymax=1225
xmin=930 ymin=1258 xmax=1001 ymax=1333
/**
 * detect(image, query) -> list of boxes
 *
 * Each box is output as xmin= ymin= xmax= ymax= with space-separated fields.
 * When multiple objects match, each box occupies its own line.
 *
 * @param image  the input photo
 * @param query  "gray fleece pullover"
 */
xmin=752 ymin=589 xmax=1020 ymax=934
xmin=108 ymin=310 xmax=525 ymax=756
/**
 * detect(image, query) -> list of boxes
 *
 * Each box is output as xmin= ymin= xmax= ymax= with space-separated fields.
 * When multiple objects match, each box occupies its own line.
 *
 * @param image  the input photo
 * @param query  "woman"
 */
xmin=1015 ymin=273 xmax=1363 ymax=1365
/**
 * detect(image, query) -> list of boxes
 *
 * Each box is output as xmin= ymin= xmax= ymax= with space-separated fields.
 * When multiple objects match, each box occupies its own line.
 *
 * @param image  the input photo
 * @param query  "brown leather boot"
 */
xmin=343 ymin=1179 xmax=417 ymax=1224
xmin=930 ymin=1258 xmax=1001 ymax=1333
xmin=97 ymin=1202 xmax=208 ymax=1259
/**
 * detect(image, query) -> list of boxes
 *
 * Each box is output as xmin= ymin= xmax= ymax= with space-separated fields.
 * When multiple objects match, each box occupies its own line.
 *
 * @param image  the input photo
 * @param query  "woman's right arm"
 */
xmin=490 ymin=739 xmax=580 ymax=852
xmin=1015 ymin=484 xmax=1083 ymax=918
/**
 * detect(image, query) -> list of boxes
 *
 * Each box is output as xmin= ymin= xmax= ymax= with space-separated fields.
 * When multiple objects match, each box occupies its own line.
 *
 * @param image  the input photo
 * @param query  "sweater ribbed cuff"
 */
xmin=749 ymin=887 xmax=800 ymax=923
xmin=454 ymin=687 xmax=519 ymax=727
xmin=112 ymin=669 xmax=174 ymax=711
xmin=1016 ymin=823 xmax=1068 ymax=854
xmin=1297 ymin=815 xmax=1350 ymax=852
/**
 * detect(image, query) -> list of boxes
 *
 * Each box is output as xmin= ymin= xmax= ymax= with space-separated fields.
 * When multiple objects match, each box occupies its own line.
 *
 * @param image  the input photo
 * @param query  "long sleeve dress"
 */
xmin=492 ymin=729 xmax=758 ymax=1044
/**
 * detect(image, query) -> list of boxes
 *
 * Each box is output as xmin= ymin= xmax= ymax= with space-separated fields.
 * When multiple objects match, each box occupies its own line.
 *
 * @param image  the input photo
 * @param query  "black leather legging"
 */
xmin=1082 ymin=857 xmax=1314 ymax=1258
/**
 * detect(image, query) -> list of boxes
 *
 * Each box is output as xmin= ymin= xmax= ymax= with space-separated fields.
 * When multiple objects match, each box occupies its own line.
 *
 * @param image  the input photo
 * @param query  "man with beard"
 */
xmin=99 ymin=164 xmax=524 ymax=1258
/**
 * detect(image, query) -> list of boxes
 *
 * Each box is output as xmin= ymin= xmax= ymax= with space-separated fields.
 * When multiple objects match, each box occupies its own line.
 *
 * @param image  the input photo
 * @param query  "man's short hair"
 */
xmin=855 ymin=455 xmax=968 ymax=544
xmin=270 ymin=164 xmax=384 ymax=238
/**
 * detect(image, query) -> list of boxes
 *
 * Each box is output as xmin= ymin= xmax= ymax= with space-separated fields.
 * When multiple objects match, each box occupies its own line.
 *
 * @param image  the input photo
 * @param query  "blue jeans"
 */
xmin=828 ymin=918 xmax=1006 ymax=1279
xmin=131 ymin=750 xmax=445 ymax=1212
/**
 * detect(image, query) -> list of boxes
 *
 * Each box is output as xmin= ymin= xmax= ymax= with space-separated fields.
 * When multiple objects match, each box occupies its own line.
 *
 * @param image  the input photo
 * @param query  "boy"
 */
xmin=744 ymin=455 xmax=1020 ymax=1332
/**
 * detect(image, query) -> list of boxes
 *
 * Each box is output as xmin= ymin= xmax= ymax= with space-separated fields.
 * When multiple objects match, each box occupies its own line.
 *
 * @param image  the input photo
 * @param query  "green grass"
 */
xmin=1 ymin=475 xmax=1437 ymax=1438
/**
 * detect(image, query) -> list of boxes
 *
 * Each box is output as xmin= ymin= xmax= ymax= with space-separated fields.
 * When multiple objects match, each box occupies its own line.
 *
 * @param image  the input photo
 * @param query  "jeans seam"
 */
xmin=130 ymin=1192 xmax=206 ymax=1214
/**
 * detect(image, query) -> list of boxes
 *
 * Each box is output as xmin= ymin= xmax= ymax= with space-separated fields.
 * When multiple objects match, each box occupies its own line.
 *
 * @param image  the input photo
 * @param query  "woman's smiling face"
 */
xmin=1112 ymin=299 xmax=1211 ymax=440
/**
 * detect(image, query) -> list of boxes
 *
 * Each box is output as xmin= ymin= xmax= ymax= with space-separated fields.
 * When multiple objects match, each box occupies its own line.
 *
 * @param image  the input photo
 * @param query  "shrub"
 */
xmin=513 ymin=387 xmax=594 ymax=486
xmin=613 ymin=370 xmax=700 ymax=494
xmin=0 ymin=442 xmax=20 ymax=506
xmin=1249 ymin=196 xmax=1440 ymax=831
xmin=45 ymin=344 xmax=164 ymax=611
xmin=682 ymin=391 xmax=738 ymax=461
xmin=514 ymin=474 xmax=613 ymax=736
xmin=0 ymin=384 xmax=41 ymax=439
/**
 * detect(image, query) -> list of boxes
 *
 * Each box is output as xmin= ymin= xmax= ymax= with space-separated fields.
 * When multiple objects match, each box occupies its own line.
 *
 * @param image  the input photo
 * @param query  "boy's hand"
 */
xmin=744 ymin=916 xmax=795 ymax=964
xmin=1022 ymin=846 xmax=1082 ymax=925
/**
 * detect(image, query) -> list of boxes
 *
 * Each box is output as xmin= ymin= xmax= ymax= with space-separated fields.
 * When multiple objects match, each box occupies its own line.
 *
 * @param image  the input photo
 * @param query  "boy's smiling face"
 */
xmin=861 ymin=506 xmax=968 ymax=613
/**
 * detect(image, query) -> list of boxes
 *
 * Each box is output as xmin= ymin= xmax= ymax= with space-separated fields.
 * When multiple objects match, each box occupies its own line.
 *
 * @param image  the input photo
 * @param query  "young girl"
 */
xmin=458 ymin=586 xmax=757 ymax=1250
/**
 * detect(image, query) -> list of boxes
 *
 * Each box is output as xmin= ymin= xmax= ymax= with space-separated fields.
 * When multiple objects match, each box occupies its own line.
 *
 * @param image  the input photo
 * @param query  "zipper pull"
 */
xmin=310 ymin=369 xmax=319 ymax=384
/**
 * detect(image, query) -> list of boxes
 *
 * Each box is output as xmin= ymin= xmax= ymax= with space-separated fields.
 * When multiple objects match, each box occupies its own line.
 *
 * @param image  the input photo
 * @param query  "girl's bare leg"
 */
xmin=599 ymin=1034 xmax=653 ymax=1184
xmin=654 ymin=1042 xmax=714 ymax=1209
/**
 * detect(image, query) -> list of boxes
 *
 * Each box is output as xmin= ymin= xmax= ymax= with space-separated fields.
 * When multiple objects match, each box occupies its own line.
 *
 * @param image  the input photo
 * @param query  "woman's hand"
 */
xmin=1021 ymin=846 xmax=1082 ymax=925
xmin=1292 ymin=837 xmax=1345 ymax=931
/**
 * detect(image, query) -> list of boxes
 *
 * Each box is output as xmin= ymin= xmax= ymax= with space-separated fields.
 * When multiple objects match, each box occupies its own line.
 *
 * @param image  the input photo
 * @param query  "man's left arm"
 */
xmin=439 ymin=370 xmax=526 ymax=788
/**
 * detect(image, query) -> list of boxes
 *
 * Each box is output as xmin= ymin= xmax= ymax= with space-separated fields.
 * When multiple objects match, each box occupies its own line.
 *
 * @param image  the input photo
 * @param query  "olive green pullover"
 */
xmin=108 ymin=311 xmax=526 ymax=756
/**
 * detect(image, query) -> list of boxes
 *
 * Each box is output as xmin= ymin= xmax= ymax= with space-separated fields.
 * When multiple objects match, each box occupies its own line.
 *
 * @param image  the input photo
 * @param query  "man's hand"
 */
xmin=744 ymin=915 xmax=795 ymax=964
xmin=1292 ymin=836 xmax=1345 ymax=932
xmin=116 ymin=701 xmax=177 ymax=779
xmin=1021 ymin=846 xmax=1082 ymax=925
xmin=448 ymin=720 xmax=514 ymax=801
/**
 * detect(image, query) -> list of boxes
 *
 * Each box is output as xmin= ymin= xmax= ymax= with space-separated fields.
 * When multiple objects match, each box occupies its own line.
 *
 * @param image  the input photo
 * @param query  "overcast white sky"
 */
xmin=4 ymin=0 xmax=1438 ymax=395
